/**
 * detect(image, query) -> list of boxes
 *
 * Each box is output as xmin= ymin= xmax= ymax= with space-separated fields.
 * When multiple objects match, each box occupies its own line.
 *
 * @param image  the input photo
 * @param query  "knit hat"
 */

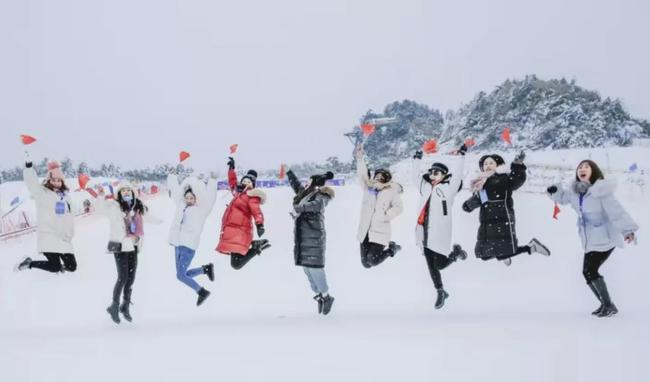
xmin=47 ymin=161 xmax=65 ymax=180
xmin=241 ymin=170 xmax=258 ymax=187
xmin=116 ymin=180 xmax=136 ymax=194
xmin=310 ymin=171 xmax=334 ymax=187
xmin=479 ymin=154 xmax=505 ymax=171
xmin=374 ymin=168 xmax=392 ymax=183
xmin=429 ymin=162 xmax=449 ymax=175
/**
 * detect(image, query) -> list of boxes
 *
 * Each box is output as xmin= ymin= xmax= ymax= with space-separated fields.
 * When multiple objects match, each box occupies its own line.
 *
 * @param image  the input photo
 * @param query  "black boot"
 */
xmin=592 ymin=277 xmax=618 ymax=317
xmin=321 ymin=294 xmax=335 ymax=315
xmin=313 ymin=294 xmax=324 ymax=314
xmin=449 ymin=244 xmax=467 ymax=261
xmin=15 ymin=256 xmax=32 ymax=272
xmin=203 ymin=263 xmax=215 ymax=282
xmin=387 ymin=241 xmax=402 ymax=257
xmin=197 ymin=288 xmax=211 ymax=306
xmin=252 ymin=239 xmax=272 ymax=254
xmin=588 ymin=282 xmax=604 ymax=316
xmin=119 ymin=300 xmax=133 ymax=322
xmin=106 ymin=301 xmax=121 ymax=324
xmin=435 ymin=288 xmax=449 ymax=310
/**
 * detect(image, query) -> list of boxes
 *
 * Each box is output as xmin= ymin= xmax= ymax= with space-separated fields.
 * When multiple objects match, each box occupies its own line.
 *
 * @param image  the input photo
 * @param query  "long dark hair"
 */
xmin=43 ymin=179 xmax=69 ymax=193
xmin=117 ymin=191 xmax=147 ymax=215
xmin=576 ymin=160 xmax=605 ymax=184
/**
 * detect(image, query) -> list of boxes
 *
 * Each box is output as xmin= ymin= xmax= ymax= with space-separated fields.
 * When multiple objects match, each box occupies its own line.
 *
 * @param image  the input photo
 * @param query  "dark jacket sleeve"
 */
xmin=505 ymin=162 xmax=527 ymax=191
xmin=462 ymin=193 xmax=482 ymax=213
xmin=287 ymin=170 xmax=304 ymax=195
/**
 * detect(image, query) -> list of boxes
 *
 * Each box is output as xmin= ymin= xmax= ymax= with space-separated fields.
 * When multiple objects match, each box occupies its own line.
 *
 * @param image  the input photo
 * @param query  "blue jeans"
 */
xmin=175 ymin=246 xmax=204 ymax=292
xmin=303 ymin=267 xmax=329 ymax=295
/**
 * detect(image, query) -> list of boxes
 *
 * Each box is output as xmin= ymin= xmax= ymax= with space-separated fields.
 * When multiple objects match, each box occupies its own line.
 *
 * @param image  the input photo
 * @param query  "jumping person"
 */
xmin=462 ymin=151 xmax=550 ymax=265
xmin=413 ymin=144 xmax=469 ymax=309
xmin=547 ymin=160 xmax=638 ymax=317
xmin=286 ymin=168 xmax=336 ymax=315
xmin=216 ymin=157 xmax=270 ymax=270
xmin=16 ymin=159 xmax=77 ymax=274
xmin=95 ymin=182 xmax=147 ymax=324
xmin=168 ymin=170 xmax=218 ymax=306
xmin=355 ymin=145 xmax=404 ymax=268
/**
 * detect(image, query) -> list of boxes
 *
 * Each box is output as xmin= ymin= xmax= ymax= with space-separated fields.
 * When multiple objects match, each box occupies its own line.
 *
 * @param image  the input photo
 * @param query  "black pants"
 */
xmin=360 ymin=236 xmax=392 ymax=268
xmin=424 ymin=248 xmax=453 ymax=289
xmin=30 ymin=253 xmax=77 ymax=273
xmin=583 ymin=248 xmax=614 ymax=283
xmin=495 ymin=245 xmax=531 ymax=260
xmin=231 ymin=247 xmax=258 ymax=270
xmin=113 ymin=249 xmax=138 ymax=304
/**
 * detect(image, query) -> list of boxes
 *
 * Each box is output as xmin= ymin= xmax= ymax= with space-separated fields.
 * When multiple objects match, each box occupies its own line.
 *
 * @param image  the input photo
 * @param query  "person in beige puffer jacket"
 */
xmin=355 ymin=145 xmax=404 ymax=268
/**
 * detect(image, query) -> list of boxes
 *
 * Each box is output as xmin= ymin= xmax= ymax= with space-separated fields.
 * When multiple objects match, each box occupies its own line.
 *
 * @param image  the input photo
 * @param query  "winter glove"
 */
xmin=624 ymin=232 xmax=636 ymax=244
xmin=227 ymin=157 xmax=235 ymax=170
xmin=210 ymin=171 xmax=219 ymax=179
xmin=546 ymin=185 xmax=558 ymax=194
xmin=413 ymin=150 xmax=423 ymax=160
xmin=458 ymin=144 xmax=468 ymax=156
xmin=24 ymin=151 xmax=32 ymax=167
xmin=293 ymin=204 xmax=303 ymax=214
xmin=256 ymin=224 xmax=265 ymax=237
xmin=513 ymin=150 xmax=526 ymax=164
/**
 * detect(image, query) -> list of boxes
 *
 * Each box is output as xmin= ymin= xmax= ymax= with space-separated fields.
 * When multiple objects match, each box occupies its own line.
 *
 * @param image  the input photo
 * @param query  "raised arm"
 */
xmin=227 ymin=157 xmax=237 ymax=191
xmin=295 ymin=192 xmax=330 ymax=213
xmin=547 ymin=184 xmax=573 ymax=205
xmin=286 ymin=169 xmax=304 ymax=195
xmin=202 ymin=176 xmax=218 ymax=214
xmin=505 ymin=151 xmax=527 ymax=191
xmin=355 ymin=146 xmax=371 ymax=188
xmin=23 ymin=164 xmax=42 ymax=199
xmin=167 ymin=173 xmax=182 ymax=202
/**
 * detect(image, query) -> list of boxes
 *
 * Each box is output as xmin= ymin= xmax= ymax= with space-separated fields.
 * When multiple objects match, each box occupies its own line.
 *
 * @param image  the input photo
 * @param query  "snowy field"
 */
xmin=1 ymin=164 xmax=649 ymax=382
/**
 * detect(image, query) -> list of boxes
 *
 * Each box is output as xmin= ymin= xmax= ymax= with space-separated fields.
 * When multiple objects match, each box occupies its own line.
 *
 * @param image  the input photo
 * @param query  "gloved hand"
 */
xmin=413 ymin=150 xmax=423 ymax=160
xmin=624 ymin=232 xmax=636 ymax=244
xmin=293 ymin=204 xmax=303 ymax=214
xmin=513 ymin=150 xmax=526 ymax=164
xmin=227 ymin=157 xmax=235 ymax=170
xmin=458 ymin=144 xmax=468 ymax=156
xmin=547 ymin=185 xmax=558 ymax=194
xmin=210 ymin=171 xmax=218 ymax=179
xmin=256 ymin=224 xmax=265 ymax=237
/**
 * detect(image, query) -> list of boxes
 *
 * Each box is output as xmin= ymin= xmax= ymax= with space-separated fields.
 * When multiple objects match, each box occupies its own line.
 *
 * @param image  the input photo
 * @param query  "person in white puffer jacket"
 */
xmin=168 ymin=171 xmax=218 ymax=307
xmin=412 ymin=144 xmax=469 ymax=310
xmin=547 ymin=159 xmax=638 ymax=318
xmin=355 ymin=145 xmax=404 ymax=269
xmin=95 ymin=181 xmax=147 ymax=324
xmin=16 ymin=159 xmax=77 ymax=274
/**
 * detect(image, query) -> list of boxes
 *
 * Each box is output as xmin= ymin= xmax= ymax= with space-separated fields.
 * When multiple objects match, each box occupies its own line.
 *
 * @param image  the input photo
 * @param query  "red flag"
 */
xmin=78 ymin=174 xmax=90 ymax=190
xmin=422 ymin=139 xmax=438 ymax=154
xmin=553 ymin=203 xmax=561 ymax=220
xmin=229 ymin=144 xmax=239 ymax=154
xmin=501 ymin=128 xmax=512 ymax=145
xmin=179 ymin=151 xmax=191 ymax=162
xmin=279 ymin=165 xmax=286 ymax=180
xmin=464 ymin=138 xmax=476 ymax=148
xmin=360 ymin=123 xmax=376 ymax=137
xmin=20 ymin=135 xmax=37 ymax=145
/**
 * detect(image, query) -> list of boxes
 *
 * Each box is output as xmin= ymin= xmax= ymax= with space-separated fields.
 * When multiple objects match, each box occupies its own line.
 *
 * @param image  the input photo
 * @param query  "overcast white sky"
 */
xmin=1 ymin=0 xmax=648 ymax=172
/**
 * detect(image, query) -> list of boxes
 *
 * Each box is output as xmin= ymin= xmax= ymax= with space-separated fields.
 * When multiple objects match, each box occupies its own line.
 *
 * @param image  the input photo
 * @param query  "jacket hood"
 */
xmin=575 ymin=178 xmax=617 ymax=198
xmin=247 ymin=188 xmax=267 ymax=204
xmin=319 ymin=186 xmax=336 ymax=199
xmin=181 ymin=176 xmax=208 ymax=205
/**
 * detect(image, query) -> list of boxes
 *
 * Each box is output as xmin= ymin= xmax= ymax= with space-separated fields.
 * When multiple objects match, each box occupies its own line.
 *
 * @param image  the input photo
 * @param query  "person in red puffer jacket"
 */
xmin=216 ymin=156 xmax=270 ymax=269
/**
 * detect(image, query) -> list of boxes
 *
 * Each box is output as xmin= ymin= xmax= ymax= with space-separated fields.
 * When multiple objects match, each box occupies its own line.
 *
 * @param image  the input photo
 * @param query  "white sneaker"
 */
xmin=501 ymin=258 xmax=512 ymax=266
xmin=528 ymin=238 xmax=551 ymax=256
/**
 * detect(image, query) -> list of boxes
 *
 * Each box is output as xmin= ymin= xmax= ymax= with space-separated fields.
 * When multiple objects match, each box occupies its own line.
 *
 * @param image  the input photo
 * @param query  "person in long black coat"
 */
xmin=462 ymin=151 xmax=551 ymax=265
xmin=286 ymin=168 xmax=336 ymax=315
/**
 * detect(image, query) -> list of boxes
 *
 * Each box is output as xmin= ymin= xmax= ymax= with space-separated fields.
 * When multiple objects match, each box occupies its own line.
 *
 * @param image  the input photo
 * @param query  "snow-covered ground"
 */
xmin=1 ymin=153 xmax=649 ymax=382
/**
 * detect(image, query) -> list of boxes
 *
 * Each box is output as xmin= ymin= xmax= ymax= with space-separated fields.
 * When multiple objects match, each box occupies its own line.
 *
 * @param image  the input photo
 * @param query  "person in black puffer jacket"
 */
xmin=462 ymin=151 xmax=551 ymax=265
xmin=286 ymin=167 xmax=336 ymax=315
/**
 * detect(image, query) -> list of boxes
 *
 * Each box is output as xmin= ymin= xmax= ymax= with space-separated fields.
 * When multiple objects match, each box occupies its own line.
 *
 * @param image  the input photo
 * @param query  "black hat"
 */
xmin=373 ymin=168 xmax=392 ymax=183
xmin=183 ymin=186 xmax=195 ymax=197
xmin=310 ymin=171 xmax=334 ymax=187
xmin=428 ymin=162 xmax=449 ymax=175
xmin=479 ymin=154 xmax=505 ymax=171
xmin=241 ymin=170 xmax=258 ymax=187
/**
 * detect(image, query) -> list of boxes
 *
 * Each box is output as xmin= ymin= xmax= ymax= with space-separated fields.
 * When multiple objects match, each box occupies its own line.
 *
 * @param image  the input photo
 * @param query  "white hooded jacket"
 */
xmin=167 ymin=174 xmax=218 ymax=250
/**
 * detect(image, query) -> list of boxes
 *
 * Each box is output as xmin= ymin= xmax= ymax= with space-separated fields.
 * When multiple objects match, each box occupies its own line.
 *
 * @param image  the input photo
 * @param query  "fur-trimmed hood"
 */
xmin=318 ymin=186 xmax=335 ymax=199
xmin=573 ymin=178 xmax=617 ymax=197
xmin=246 ymin=188 xmax=267 ymax=204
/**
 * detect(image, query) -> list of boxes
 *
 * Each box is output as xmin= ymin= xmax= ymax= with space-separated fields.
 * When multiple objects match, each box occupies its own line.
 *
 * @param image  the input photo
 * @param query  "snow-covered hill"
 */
xmin=1 ymin=148 xmax=648 ymax=382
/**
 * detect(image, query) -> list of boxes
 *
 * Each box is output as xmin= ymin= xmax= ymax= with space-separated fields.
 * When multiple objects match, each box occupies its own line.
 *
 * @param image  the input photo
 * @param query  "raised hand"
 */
xmin=546 ymin=185 xmax=558 ymax=194
xmin=513 ymin=150 xmax=526 ymax=164
xmin=227 ymin=157 xmax=235 ymax=170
